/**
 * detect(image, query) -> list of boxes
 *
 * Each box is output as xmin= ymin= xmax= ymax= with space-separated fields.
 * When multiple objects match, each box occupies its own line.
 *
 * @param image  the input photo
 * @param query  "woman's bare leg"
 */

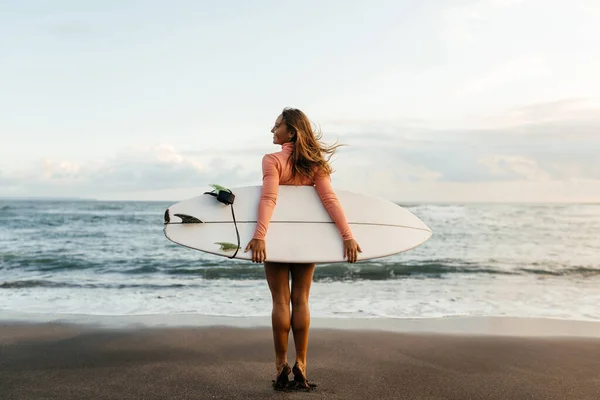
xmin=290 ymin=263 xmax=316 ymax=370
xmin=264 ymin=261 xmax=291 ymax=369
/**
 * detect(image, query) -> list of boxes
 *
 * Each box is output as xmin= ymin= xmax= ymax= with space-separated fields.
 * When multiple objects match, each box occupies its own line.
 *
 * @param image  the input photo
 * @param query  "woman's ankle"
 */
xmin=293 ymin=360 xmax=306 ymax=376
xmin=276 ymin=359 xmax=289 ymax=372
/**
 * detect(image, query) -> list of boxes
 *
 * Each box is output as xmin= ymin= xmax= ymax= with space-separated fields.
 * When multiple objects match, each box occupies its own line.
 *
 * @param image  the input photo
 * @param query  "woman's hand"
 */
xmin=245 ymin=238 xmax=267 ymax=263
xmin=343 ymin=239 xmax=362 ymax=263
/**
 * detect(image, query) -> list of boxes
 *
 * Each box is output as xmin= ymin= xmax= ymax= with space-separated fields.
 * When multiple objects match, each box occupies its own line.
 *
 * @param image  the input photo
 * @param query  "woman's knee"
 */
xmin=272 ymin=293 xmax=291 ymax=306
xmin=290 ymin=263 xmax=315 ymax=307
xmin=290 ymin=290 xmax=309 ymax=307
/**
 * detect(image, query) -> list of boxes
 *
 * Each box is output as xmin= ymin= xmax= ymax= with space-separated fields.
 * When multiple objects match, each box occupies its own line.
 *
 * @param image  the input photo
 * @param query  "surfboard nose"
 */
xmin=421 ymin=221 xmax=433 ymax=234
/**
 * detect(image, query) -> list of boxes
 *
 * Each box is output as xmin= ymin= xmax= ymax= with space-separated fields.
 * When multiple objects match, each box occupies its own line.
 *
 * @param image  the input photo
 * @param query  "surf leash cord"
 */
xmin=203 ymin=188 xmax=240 ymax=259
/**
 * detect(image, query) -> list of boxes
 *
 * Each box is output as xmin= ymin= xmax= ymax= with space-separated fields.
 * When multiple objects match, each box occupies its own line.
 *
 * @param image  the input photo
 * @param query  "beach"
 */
xmin=3 ymin=0 xmax=600 ymax=397
xmin=2 ymin=202 xmax=600 ymax=398
xmin=2 ymin=317 xmax=600 ymax=399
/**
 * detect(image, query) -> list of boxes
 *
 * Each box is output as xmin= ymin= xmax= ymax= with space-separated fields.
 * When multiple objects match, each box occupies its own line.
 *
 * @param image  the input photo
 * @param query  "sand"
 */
xmin=1 ymin=322 xmax=600 ymax=399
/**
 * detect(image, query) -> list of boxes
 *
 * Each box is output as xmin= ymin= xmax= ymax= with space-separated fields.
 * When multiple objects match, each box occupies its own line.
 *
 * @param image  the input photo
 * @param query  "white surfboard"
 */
xmin=163 ymin=185 xmax=432 ymax=263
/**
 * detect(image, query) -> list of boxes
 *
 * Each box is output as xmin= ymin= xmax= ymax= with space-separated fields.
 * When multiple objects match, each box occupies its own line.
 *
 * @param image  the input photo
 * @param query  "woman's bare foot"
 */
xmin=272 ymin=362 xmax=291 ymax=390
xmin=292 ymin=361 xmax=316 ymax=390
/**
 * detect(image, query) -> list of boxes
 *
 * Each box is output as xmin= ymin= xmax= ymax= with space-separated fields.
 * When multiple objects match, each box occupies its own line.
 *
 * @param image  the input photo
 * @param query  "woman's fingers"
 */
xmin=254 ymin=249 xmax=262 ymax=263
xmin=347 ymin=247 xmax=354 ymax=263
xmin=245 ymin=239 xmax=266 ymax=263
xmin=251 ymin=244 xmax=257 ymax=263
xmin=253 ymin=247 xmax=266 ymax=263
xmin=342 ymin=239 xmax=362 ymax=263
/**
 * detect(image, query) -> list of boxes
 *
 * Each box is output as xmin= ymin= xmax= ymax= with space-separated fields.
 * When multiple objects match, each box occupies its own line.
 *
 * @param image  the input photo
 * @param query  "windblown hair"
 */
xmin=281 ymin=107 xmax=343 ymax=181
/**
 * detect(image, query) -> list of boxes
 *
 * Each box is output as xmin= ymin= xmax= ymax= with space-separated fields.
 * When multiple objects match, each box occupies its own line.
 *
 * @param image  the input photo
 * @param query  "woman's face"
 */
xmin=272 ymin=114 xmax=293 ymax=145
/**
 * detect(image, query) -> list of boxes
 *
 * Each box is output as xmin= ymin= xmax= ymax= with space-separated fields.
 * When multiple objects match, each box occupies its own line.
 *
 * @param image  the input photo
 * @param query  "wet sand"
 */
xmin=1 ymin=322 xmax=600 ymax=399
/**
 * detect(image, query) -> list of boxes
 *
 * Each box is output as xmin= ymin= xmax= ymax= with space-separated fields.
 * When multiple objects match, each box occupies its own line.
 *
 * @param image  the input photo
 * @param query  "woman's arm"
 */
xmin=314 ymin=173 xmax=353 ymax=240
xmin=252 ymin=154 xmax=280 ymax=240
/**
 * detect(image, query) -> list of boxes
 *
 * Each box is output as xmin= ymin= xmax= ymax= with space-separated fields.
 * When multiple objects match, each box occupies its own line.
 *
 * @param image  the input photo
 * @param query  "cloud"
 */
xmin=487 ymin=0 xmax=525 ymax=8
xmin=2 ymin=98 xmax=599 ymax=202
xmin=499 ymin=98 xmax=600 ymax=127
xmin=478 ymin=155 xmax=551 ymax=181
xmin=179 ymin=147 xmax=270 ymax=157
xmin=42 ymin=19 xmax=95 ymax=38
xmin=442 ymin=0 xmax=526 ymax=45
xmin=330 ymin=98 xmax=600 ymax=185
xmin=454 ymin=55 xmax=551 ymax=97
xmin=0 ymin=144 xmax=256 ymax=198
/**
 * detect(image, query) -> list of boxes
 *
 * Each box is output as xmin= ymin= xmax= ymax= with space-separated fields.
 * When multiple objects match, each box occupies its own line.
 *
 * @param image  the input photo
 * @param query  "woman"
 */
xmin=244 ymin=108 xmax=362 ymax=390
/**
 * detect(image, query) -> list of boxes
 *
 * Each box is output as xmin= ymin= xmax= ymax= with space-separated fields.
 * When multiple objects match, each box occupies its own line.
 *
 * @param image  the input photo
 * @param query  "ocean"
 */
xmin=1 ymin=200 xmax=599 ymax=321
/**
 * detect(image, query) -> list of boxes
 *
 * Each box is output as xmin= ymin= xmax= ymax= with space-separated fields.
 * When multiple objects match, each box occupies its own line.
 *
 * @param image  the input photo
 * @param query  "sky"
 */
xmin=1 ymin=0 xmax=599 ymax=202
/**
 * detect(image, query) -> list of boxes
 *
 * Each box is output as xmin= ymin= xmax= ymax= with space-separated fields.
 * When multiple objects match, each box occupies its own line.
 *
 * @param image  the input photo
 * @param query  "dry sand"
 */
xmin=1 ymin=322 xmax=600 ymax=399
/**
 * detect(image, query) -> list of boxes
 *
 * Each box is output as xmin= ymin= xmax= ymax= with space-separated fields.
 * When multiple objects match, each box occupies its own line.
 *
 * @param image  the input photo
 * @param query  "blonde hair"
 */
xmin=281 ymin=107 xmax=343 ymax=181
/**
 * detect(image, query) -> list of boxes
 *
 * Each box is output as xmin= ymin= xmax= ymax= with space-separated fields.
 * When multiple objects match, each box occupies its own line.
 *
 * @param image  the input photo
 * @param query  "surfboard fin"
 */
xmin=173 ymin=213 xmax=203 ymax=224
xmin=209 ymin=184 xmax=231 ymax=194
xmin=215 ymin=242 xmax=241 ymax=251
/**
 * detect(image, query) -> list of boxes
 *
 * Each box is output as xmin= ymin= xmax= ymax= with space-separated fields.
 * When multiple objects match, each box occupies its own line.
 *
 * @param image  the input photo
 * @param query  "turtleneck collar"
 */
xmin=281 ymin=142 xmax=294 ymax=153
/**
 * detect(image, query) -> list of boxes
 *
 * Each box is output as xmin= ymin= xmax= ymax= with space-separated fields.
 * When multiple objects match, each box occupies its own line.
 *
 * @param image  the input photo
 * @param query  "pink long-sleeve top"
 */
xmin=252 ymin=142 xmax=354 ymax=241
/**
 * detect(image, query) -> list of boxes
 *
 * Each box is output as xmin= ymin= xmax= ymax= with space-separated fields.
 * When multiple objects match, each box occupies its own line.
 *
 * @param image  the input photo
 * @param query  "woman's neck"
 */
xmin=282 ymin=142 xmax=294 ymax=152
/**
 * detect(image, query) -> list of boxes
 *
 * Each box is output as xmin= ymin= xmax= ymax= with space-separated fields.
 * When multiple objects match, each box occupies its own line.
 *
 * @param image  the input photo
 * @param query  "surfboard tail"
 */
xmin=164 ymin=209 xmax=203 ymax=224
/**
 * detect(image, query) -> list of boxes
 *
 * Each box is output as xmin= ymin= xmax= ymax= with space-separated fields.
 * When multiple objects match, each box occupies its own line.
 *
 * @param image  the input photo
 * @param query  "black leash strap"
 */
xmin=203 ymin=189 xmax=239 ymax=259
xmin=229 ymin=206 xmax=240 ymax=259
